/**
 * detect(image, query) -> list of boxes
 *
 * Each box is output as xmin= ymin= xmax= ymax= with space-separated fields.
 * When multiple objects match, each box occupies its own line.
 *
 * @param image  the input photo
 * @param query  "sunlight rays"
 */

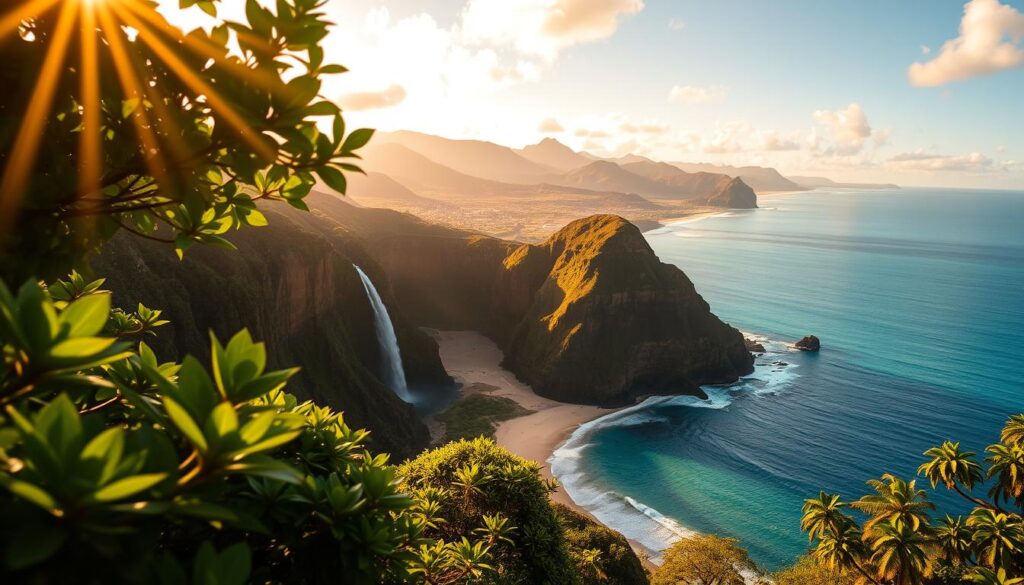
xmin=0 ymin=0 xmax=286 ymax=237
xmin=112 ymin=0 xmax=277 ymax=163
xmin=0 ymin=0 xmax=77 ymax=231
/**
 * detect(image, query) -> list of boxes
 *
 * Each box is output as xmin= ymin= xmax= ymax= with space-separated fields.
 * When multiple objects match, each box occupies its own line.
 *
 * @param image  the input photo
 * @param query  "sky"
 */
xmin=162 ymin=0 xmax=1024 ymax=189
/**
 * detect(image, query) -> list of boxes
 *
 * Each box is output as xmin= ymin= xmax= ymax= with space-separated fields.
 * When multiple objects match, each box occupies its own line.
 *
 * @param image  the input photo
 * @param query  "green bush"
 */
xmin=399 ymin=438 xmax=577 ymax=584
xmin=0 ymin=274 xmax=425 ymax=583
xmin=553 ymin=503 xmax=649 ymax=585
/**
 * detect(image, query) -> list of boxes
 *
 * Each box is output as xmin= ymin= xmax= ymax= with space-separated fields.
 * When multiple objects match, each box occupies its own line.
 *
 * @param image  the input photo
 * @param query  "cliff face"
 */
xmin=503 ymin=216 xmax=753 ymax=403
xmin=92 ymin=203 xmax=450 ymax=458
xmin=706 ymin=177 xmax=758 ymax=209
xmin=309 ymin=194 xmax=753 ymax=405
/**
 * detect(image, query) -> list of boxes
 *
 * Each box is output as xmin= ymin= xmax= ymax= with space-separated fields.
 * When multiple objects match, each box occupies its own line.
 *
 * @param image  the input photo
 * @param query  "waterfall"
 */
xmin=354 ymin=265 xmax=412 ymax=403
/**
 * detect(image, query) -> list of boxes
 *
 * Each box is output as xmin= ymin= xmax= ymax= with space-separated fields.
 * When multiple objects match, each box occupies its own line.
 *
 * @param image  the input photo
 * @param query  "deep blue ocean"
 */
xmin=550 ymin=188 xmax=1024 ymax=570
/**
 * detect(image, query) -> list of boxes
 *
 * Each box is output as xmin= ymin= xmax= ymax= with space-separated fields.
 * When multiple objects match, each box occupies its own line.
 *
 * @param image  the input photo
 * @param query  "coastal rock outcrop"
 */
xmin=795 ymin=335 xmax=821 ymax=352
xmin=502 ymin=215 xmax=753 ymax=403
xmin=310 ymin=193 xmax=754 ymax=405
xmin=705 ymin=177 xmax=758 ymax=209
xmin=745 ymin=338 xmax=766 ymax=353
xmin=92 ymin=204 xmax=450 ymax=458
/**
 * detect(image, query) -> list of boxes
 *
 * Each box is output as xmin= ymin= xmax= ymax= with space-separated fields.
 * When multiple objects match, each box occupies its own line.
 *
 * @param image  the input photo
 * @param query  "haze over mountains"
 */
xmin=347 ymin=130 xmax=894 ymax=241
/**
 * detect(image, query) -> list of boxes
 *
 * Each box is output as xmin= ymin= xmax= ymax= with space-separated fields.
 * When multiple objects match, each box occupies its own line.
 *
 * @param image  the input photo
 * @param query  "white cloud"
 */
xmin=339 ymin=84 xmax=407 ymax=111
xmin=908 ymin=0 xmax=1024 ymax=87
xmin=887 ymin=151 xmax=996 ymax=171
xmin=460 ymin=0 xmax=644 ymax=60
xmin=812 ymin=103 xmax=873 ymax=155
xmin=702 ymin=121 xmax=753 ymax=154
xmin=538 ymin=117 xmax=565 ymax=133
xmin=758 ymin=130 xmax=802 ymax=151
xmin=668 ymin=84 xmax=728 ymax=104
xmin=668 ymin=17 xmax=685 ymax=30
xmin=620 ymin=122 xmax=669 ymax=134
xmin=575 ymin=128 xmax=610 ymax=138
xmin=921 ymin=44 xmax=932 ymax=55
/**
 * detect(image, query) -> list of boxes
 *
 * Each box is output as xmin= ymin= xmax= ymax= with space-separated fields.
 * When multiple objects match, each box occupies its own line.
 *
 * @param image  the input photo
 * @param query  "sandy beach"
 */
xmin=430 ymin=330 xmax=614 ymax=510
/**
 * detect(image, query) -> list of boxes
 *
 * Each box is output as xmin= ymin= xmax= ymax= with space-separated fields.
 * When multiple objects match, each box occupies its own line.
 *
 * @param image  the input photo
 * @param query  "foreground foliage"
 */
xmin=0 ymin=0 xmax=372 ymax=283
xmin=398 ymin=438 xmax=578 ymax=584
xmin=801 ymin=416 xmax=1024 ymax=584
xmin=0 ymin=275 xmax=418 ymax=581
xmin=553 ymin=503 xmax=650 ymax=585
xmin=650 ymin=534 xmax=754 ymax=585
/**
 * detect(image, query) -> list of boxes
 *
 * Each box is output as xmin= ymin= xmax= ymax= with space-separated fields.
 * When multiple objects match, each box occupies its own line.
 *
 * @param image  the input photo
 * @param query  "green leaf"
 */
xmin=0 ymin=476 xmax=58 ymax=512
xmin=341 ymin=128 xmax=374 ymax=153
xmin=35 ymin=394 xmax=82 ymax=464
xmin=90 ymin=473 xmax=168 ymax=503
xmin=121 ymin=98 xmax=141 ymax=119
xmin=317 ymin=165 xmax=347 ymax=194
xmin=163 ymin=396 xmax=209 ymax=453
xmin=59 ymin=292 xmax=111 ymax=337
xmin=218 ymin=543 xmax=252 ymax=585
xmin=50 ymin=336 xmax=117 ymax=359
xmin=4 ymin=521 xmax=66 ymax=570
xmin=81 ymin=426 xmax=125 ymax=485
xmin=206 ymin=401 xmax=239 ymax=439
xmin=223 ymin=457 xmax=302 ymax=484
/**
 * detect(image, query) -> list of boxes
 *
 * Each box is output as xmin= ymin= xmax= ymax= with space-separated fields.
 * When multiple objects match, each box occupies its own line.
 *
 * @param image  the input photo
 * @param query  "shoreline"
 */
xmin=428 ymin=330 xmax=614 ymax=508
xmin=428 ymin=330 xmax=659 ymax=564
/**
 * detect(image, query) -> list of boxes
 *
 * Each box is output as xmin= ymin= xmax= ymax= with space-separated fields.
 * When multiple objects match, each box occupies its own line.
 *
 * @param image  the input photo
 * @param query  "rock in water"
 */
xmin=745 ymin=338 xmax=766 ymax=353
xmin=795 ymin=335 xmax=821 ymax=351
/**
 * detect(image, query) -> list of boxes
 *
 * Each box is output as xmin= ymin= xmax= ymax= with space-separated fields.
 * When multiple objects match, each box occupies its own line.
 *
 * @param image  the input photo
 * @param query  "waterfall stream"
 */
xmin=354 ymin=265 xmax=412 ymax=403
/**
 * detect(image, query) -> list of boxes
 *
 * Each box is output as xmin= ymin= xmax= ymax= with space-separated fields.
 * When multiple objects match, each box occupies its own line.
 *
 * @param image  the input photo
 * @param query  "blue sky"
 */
xmin=168 ymin=0 xmax=1024 ymax=188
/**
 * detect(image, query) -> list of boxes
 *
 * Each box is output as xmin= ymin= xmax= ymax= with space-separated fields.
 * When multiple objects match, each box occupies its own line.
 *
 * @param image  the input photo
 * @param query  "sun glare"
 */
xmin=0 ymin=0 xmax=275 ymax=235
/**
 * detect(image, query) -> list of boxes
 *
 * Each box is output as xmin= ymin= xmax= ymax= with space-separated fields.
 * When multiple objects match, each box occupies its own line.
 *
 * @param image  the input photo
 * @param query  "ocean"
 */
xmin=549 ymin=188 xmax=1024 ymax=570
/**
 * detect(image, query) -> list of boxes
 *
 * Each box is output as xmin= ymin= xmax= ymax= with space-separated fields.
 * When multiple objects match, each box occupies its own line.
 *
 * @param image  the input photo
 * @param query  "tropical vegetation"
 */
xmin=800 ymin=416 xmax=1024 ymax=584
xmin=0 ymin=0 xmax=648 ymax=582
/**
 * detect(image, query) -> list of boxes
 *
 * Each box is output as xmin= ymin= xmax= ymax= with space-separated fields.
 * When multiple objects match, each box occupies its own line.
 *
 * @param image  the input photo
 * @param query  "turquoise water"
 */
xmin=551 ymin=188 xmax=1024 ymax=569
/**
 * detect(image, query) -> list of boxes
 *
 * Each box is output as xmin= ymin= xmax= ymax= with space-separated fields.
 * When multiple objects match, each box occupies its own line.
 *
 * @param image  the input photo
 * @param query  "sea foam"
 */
xmin=548 ymin=334 xmax=799 ymax=564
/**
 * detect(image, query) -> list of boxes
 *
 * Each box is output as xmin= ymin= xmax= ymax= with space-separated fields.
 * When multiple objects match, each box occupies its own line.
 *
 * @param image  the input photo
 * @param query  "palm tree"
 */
xmin=969 ymin=567 xmax=1024 ymax=585
xmin=802 ymin=492 xmax=852 ymax=541
xmin=986 ymin=443 xmax=1024 ymax=509
xmin=853 ymin=474 xmax=935 ymax=536
xmin=968 ymin=508 xmax=1024 ymax=570
xmin=811 ymin=519 xmax=880 ymax=585
xmin=867 ymin=519 xmax=933 ymax=585
xmin=920 ymin=441 xmax=991 ymax=509
xmin=935 ymin=514 xmax=973 ymax=565
xmin=1001 ymin=414 xmax=1024 ymax=446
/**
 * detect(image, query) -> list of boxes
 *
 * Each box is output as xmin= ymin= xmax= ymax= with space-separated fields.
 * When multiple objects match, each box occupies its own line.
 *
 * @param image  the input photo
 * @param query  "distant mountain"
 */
xmin=360 ymin=142 xmax=514 ymax=197
xmin=789 ymin=176 xmax=900 ymax=190
xmin=346 ymin=172 xmax=453 ymax=210
xmin=551 ymin=159 xmax=755 ymax=207
xmin=669 ymin=161 xmax=804 ymax=193
xmin=374 ymin=130 xmax=556 ymax=183
xmin=554 ymin=160 xmax=670 ymax=195
xmin=621 ymin=160 xmax=732 ymax=196
xmin=516 ymin=138 xmax=592 ymax=172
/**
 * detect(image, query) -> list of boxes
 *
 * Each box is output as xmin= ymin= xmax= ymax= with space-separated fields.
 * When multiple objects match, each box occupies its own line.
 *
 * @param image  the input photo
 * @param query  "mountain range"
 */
xmin=346 ymin=130 xmax=889 ymax=241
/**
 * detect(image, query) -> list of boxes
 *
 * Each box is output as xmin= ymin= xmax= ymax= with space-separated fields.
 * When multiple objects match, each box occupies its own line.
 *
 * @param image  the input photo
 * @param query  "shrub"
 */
xmin=553 ymin=503 xmax=649 ymax=584
xmin=398 ymin=438 xmax=577 ymax=584
xmin=772 ymin=556 xmax=856 ymax=585
xmin=650 ymin=534 xmax=753 ymax=585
